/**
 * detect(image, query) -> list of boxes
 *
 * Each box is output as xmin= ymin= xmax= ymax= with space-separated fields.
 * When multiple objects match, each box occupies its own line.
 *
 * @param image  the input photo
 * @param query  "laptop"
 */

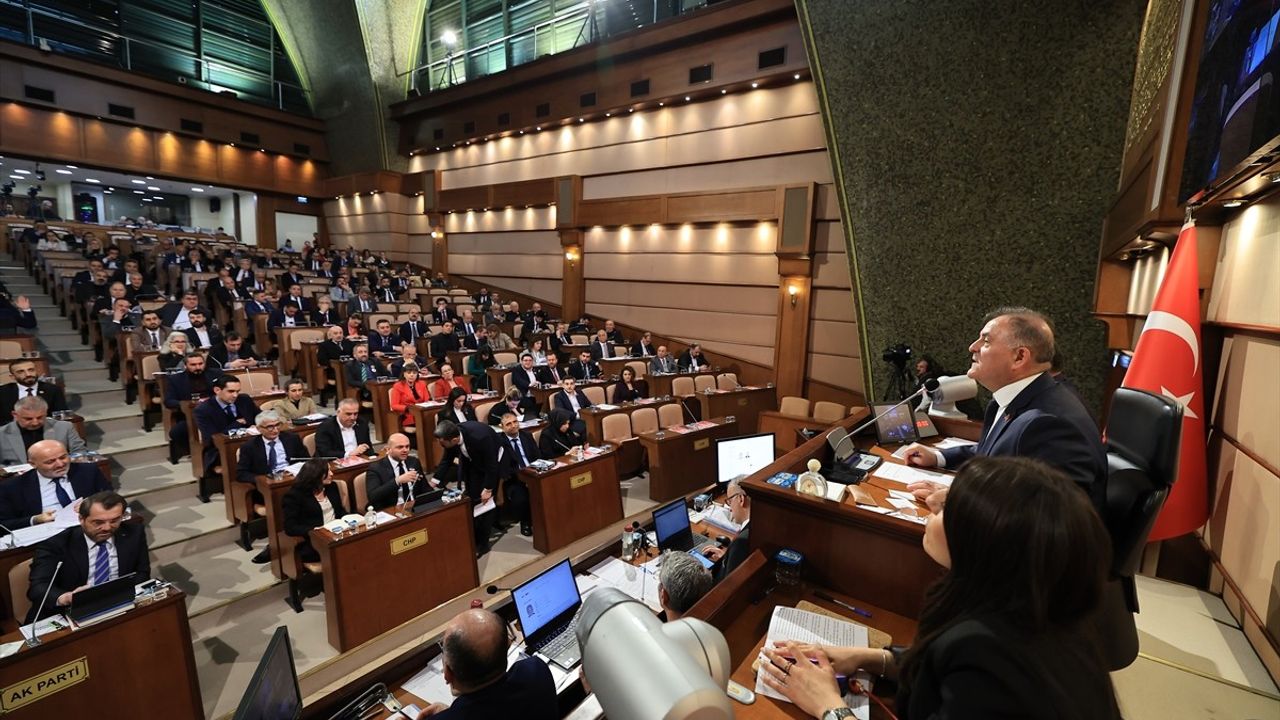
xmin=512 ymin=559 xmax=583 ymax=670
xmin=68 ymin=572 xmax=137 ymax=624
xmin=653 ymin=499 xmax=716 ymax=562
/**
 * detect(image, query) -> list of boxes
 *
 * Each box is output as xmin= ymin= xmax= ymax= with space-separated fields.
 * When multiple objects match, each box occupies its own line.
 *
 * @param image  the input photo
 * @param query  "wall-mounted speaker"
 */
xmin=210 ymin=197 xmax=222 ymax=213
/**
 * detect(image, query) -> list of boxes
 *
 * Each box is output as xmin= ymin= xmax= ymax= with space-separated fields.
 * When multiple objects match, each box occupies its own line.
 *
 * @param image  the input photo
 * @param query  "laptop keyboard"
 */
xmin=539 ymin=614 xmax=582 ymax=658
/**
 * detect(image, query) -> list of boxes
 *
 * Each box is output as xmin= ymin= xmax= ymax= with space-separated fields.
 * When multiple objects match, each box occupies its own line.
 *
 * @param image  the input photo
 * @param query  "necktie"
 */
xmin=410 ymin=323 xmax=418 ymax=340
xmin=224 ymin=403 xmax=236 ymax=420
xmin=511 ymin=436 xmax=528 ymax=467
xmin=268 ymin=440 xmax=278 ymax=472
xmin=151 ymin=331 xmax=160 ymax=346
xmin=397 ymin=461 xmax=407 ymax=477
xmin=25 ymin=387 xmax=34 ymax=397
xmin=360 ymin=364 xmax=369 ymax=382
xmin=53 ymin=477 xmax=72 ymax=506
xmin=93 ymin=542 xmax=110 ymax=585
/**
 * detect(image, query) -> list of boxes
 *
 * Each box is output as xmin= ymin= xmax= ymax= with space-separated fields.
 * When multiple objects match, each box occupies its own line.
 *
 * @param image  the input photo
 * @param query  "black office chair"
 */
xmin=1098 ymin=386 xmax=1183 ymax=669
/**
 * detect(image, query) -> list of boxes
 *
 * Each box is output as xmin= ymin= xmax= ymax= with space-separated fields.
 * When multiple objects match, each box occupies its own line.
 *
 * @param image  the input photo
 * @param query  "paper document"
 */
xmin=823 ymin=482 xmax=848 ymax=503
xmin=3 ymin=463 xmax=32 ymax=474
xmin=402 ymin=643 xmax=525 ymax=705
xmin=282 ymin=461 xmax=307 ymax=476
xmin=7 ymin=522 xmax=64 ymax=547
xmin=472 ymin=498 xmax=496 ymax=517
xmin=701 ymin=504 xmax=745 ymax=534
xmin=755 ymin=607 xmax=871 ymax=718
xmin=934 ymin=436 xmax=977 ymax=450
xmin=0 ymin=640 xmax=23 ymax=659
xmin=587 ymin=557 xmax=661 ymax=611
xmin=872 ymin=463 xmax=953 ymax=487
xmin=297 ymin=413 xmax=329 ymax=422
xmin=594 ymin=404 xmax=619 ymax=411
xmin=18 ymin=614 xmax=70 ymax=643
xmin=885 ymin=496 xmax=918 ymax=511
xmin=374 ymin=511 xmax=399 ymax=525
xmin=53 ymin=500 xmax=82 ymax=527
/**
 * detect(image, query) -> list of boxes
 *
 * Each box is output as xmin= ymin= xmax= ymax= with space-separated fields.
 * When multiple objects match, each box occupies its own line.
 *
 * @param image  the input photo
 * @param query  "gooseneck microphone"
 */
xmin=486 ymin=584 xmax=513 ymax=595
xmin=25 ymin=560 xmax=63 ymax=647
xmin=832 ymin=378 xmax=940 ymax=459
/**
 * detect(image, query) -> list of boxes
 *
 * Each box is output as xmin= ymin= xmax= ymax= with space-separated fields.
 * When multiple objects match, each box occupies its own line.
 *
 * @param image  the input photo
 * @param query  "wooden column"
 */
xmin=560 ymin=229 xmax=584 ymax=321
xmin=772 ymin=183 xmax=817 ymax=398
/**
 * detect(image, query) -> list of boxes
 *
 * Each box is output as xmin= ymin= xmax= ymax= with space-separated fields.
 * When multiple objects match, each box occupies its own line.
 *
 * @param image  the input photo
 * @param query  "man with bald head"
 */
xmin=363 ymin=433 xmax=430 ymax=510
xmin=0 ymin=439 xmax=111 ymax=530
xmin=414 ymin=608 xmax=556 ymax=719
xmin=900 ymin=306 xmax=1107 ymax=509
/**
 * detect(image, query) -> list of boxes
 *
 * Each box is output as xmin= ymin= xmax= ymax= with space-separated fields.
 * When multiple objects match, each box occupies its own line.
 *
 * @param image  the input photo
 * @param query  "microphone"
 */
xmin=485 ymin=584 xmax=514 ymax=595
xmin=832 ymin=378 xmax=940 ymax=459
xmin=680 ymin=399 xmax=698 ymax=425
xmin=0 ymin=522 xmax=18 ymax=548
xmin=554 ymin=437 xmax=573 ymax=453
xmin=25 ymin=560 xmax=63 ymax=647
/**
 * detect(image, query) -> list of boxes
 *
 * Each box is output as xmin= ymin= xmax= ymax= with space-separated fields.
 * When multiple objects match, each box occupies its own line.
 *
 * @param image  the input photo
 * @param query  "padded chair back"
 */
xmin=601 ymin=413 xmax=632 ymax=443
xmin=583 ymin=386 xmax=606 ymax=405
xmin=658 ymin=403 xmax=683 ymax=428
xmin=0 ymin=340 xmax=23 ymax=357
xmin=239 ymin=371 xmax=275 ymax=393
xmin=337 ymin=481 xmax=350 ymax=510
xmin=672 ymin=377 xmax=696 ymax=396
xmin=693 ymin=375 xmax=717 ymax=393
xmin=570 ymin=334 xmax=589 ymax=345
xmin=606 ymin=384 xmax=616 ymax=403
xmin=716 ymin=373 xmax=738 ymax=390
xmin=449 ymin=289 xmax=468 ymax=296
xmin=812 ymin=401 xmax=846 ymax=423
xmin=303 ymin=433 xmax=317 ymax=456
xmin=353 ymin=472 xmax=369 ymax=511
xmin=631 ymin=407 xmax=659 ymax=434
xmin=369 ymin=313 xmax=395 ymax=327
xmin=626 ymin=360 xmax=647 ymax=379
xmin=9 ymin=559 xmax=32 ymax=624
xmin=494 ymin=352 xmax=518 ymax=365
xmin=476 ymin=400 xmax=495 ymax=424
xmin=1104 ymin=387 xmax=1183 ymax=581
xmin=502 ymin=372 xmax=513 ymax=394
xmin=289 ymin=328 xmax=325 ymax=349
xmin=779 ymin=396 xmax=810 ymax=417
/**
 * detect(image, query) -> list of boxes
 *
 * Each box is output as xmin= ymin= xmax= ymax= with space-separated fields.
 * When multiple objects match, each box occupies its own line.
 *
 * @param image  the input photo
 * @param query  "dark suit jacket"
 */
xmin=314 ymin=417 xmax=375 ymax=459
xmin=310 ymin=309 xmax=338 ymax=327
xmin=347 ymin=296 xmax=378 ymax=314
xmin=510 ymin=366 xmax=542 ymax=395
xmin=267 ymin=309 xmax=304 ymax=333
xmin=568 ymin=360 xmax=601 ymax=381
xmin=548 ymin=333 xmax=573 ymax=359
xmin=431 ymin=306 xmax=456 ymax=324
xmin=27 ymin=522 xmax=151 ymax=622
xmin=0 ymin=463 xmax=113 ymax=530
xmin=345 ymin=358 xmax=383 ymax=389
xmin=207 ymin=343 xmax=261 ymax=370
xmin=552 ymin=389 xmax=593 ymax=415
xmin=677 ymin=351 xmax=707 ymax=371
xmin=282 ymin=482 xmax=347 ymax=563
xmin=486 ymin=401 xmax=537 ymax=427
xmin=429 ymin=332 xmax=460 ymax=360
xmin=182 ymin=325 xmax=223 ymax=349
xmin=193 ymin=395 xmax=260 ymax=469
xmin=714 ymin=524 xmax=750 ymax=582
xmin=536 ymin=365 xmax=567 ymax=386
xmin=364 ymin=456 xmax=430 ymax=510
xmin=243 ymin=299 xmax=274 ymax=318
xmin=940 ymin=372 xmax=1107 ymax=510
xmin=163 ymin=369 xmax=217 ymax=410
xmin=455 ymin=320 xmax=479 ymax=337
xmin=589 ymin=340 xmax=616 ymax=360
xmin=281 ymin=295 xmax=310 ymax=312
xmin=316 ymin=340 xmax=352 ymax=369
xmin=366 ymin=332 xmax=400 ymax=356
xmin=896 ymin=615 xmax=1120 ymax=720
xmin=278 ymin=272 xmax=306 ymax=289
xmin=497 ymin=430 xmax=541 ymax=478
xmin=432 ymin=421 xmax=500 ymax=501
xmin=632 ymin=341 xmax=656 ymax=357
xmin=0 ymin=381 xmax=68 ymax=419
xmin=399 ymin=320 xmax=430 ymax=344
xmin=158 ymin=302 xmax=209 ymax=328
xmin=426 ymin=656 xmax=557 ymax=720
xmin=236 ymin=433 xmax=309 ymax=484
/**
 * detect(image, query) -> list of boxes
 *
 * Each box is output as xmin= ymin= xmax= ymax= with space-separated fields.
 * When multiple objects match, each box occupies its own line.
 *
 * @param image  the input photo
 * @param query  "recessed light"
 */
xmin=65 ymin=165 xmax=77 ymax=169
xmin=535 ymin=126 xmax=541 ymax=131
xmin=134 ymin=190 xmax=144 ymax=194
xmin=684 ymin=96 xmax=690 ymax=101
xmin=605 ymin=112 xmax=611 ymax=117
xmin=146 ymin=186 xmax=160 ymax=191
xmin=578 ymin=117 xmax=584 ymax=122
xmin=55 ymin=169 xmax=72 ymax=175
xmin=191 ymin=187 xmax=204 ymax=192
xmin=131 ymin=179 xmax=145 ymax=184
xmin=1222 ymin=199 xmax=1244 ymax=208
xmin=258 ymin=148 xmax=265 ymax=152
xmin=12 ymin=169 xmax=29 ymax=175
xmin=142 ymin=198 xmax=152 ymax=202
xmin=658 ymin=102 xmax=664 ymax=106
xmin=794 ymin=73 xmax=801 ymax=80
xmin=7 ymin=175 xmax=21 ymax=180
xmin=628 ymin=108 xmax=634 ymax=113
xmin=146 ymin=176 xmax=154 ymax=180
xmin=721 ymin=89 xmax=727 ymax=94
xmin=153 ymin=196 xmax=164 ymax=200
xmin=85 ymin=178 xmax=101 ymax=184
xmin=751 ymin=82 xmax=759 ymax=88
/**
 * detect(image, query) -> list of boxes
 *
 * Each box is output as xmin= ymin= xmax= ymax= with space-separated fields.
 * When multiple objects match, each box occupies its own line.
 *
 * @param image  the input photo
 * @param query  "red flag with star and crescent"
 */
xmin=1119 ymin=220 xmax=1208 ymax=541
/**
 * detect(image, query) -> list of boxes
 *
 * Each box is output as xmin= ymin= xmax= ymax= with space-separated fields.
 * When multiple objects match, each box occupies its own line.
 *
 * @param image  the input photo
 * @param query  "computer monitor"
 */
xmin=652 ymin=498 xmax=695 ymax=550
xmin=233 ymin=626 xmax=301 ymax=720
xmin=714 ymin=432 xmax=775 ymax=490
xmin=870 ymin=403 xmax=920 ymax=445
xmin=512 ymin=559 xmax=581 ymax=644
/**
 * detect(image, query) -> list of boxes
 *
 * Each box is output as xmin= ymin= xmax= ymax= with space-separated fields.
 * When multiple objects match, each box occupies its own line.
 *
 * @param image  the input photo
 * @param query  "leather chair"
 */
xmin=582 ymin=386 xmax=606 ymax=406
xmin=9 ymin=559 xmax=32 ymax=624
xmin=1100 ymin=387 xmax=1183 ymax=670
xmin=716 ymin=373 xmax=738 ymax=390
xmin=812 ymin=401 xmax=847 ymax=423
xmin=657 ymin=403 xmax=683 ymax=429
xmin=779 ymin=396 xmax=811 ymax=417
xmin=693 ymin=375 xmax=717 ymax=393
xmin=286 ymin=480 xmax=352 ymax=613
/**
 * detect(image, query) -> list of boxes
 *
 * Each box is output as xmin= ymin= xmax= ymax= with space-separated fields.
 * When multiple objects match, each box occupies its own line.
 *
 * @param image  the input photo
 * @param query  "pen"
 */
xmin=814 ymin=590 xmax=873 ymax=618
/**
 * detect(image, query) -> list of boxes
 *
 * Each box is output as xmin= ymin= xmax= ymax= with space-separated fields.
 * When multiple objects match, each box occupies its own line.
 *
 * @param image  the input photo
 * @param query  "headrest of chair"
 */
xmin=1105 ymin=388 xmax=1182 ymax=489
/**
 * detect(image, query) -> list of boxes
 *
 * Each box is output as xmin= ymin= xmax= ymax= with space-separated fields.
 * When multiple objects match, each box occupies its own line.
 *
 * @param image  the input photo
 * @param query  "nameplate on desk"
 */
xmin=390 ymin=529 xmax=428 ymax=555
xmin=2 ymin=657 xmax=89 ymax=712
xmin=737 ymin=397 xmax=749 ymax=406
xmin=569 ymin=471 xmax=593 ymax=489
xmin=693 ymin=438 xmax=710 ymax=451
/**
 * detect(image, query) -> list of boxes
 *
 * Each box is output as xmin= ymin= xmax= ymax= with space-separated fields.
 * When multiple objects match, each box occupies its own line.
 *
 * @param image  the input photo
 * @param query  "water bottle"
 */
xmin=364 ymin=505 xmax=377 ymax=529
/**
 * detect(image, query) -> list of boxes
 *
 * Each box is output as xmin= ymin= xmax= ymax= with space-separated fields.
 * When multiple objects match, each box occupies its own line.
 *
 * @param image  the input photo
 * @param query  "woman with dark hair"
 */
xmin=444 ymin=386 xmax=477 ymax=424
xmin=389 ymin=363 xmax=429 ymax=429
xmin=282 ymin=458 xmax=348 ymax=564
xmin=345 ymin=312 xmax=365 ymax=340
xmin=430 ymin=362 xmax=471 ymax=400
xmin=610 ymin=366 xmax=644 ymax=403
xmin=467 ymin=345 xmax=497 ymax=390
xmin=759 ymin=456 xmax=1119 ymax=720
xmin=539 ymin=407 xmax=586 ymax=458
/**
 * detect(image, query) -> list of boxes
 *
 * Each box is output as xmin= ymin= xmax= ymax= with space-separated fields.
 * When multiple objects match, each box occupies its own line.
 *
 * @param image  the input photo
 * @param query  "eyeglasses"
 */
xmin=726 ymin=493 xmax=746 ymax=504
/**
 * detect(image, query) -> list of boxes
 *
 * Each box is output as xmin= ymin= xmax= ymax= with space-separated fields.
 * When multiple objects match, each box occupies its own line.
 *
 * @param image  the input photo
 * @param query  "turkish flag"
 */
xmin=1119 ymin=221 xmax=1208 ymax=541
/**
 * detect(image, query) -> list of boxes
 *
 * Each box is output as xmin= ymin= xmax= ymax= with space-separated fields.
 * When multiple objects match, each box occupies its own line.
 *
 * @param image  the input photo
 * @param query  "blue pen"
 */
xmin=815 ymin=590 xmax=873 ymax=618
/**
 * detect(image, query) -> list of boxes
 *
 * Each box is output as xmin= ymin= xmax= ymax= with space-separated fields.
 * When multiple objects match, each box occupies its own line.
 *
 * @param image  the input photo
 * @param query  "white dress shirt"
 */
xmin=930 ymin=372 xmax=1044 ymax=467
xmin=37 ymin=473 xmax=75 ymax=511
xmin=265 ymin=438 xmax=288 ymax=474
xmin=194 ymin=327 xmax=212 ymax=347
xmin=318 ymin=494 xmax=336 ymax=524
xmin=339 ymin=424 xmax=358 ymax=455
xmin=85 ymin=534 xmax=119 ymax=585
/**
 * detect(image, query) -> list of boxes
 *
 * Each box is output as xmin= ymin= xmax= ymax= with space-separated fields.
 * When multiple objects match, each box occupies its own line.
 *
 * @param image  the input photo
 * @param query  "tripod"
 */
xmin=882 ymin=361 xmax=916 ymax=402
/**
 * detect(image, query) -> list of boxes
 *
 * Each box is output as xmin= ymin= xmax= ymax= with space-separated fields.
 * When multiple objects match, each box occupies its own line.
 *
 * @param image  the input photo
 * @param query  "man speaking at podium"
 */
xmin=901 ymin=307 xmax=1106 ymax=510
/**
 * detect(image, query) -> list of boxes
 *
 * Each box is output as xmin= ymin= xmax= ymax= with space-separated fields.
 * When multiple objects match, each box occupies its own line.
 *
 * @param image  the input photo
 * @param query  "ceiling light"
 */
xmin=131 ymin=179 xmax=146 ymax=184
xmin=628 ymin=108 xmax=634 ymax=113
xmin=721 ymin=89 xmax=727 ymax=94
xmin=751 ymin=82 xmax=759 ymax=88
xmin=794 ymin=73 xmax=801 ymax=80
xmin=65 ymin=165 xmax=77 ymax=169
xmin=605 ymin=112 xmax=611 ymax=117
xmin=191 ymin=187 xmax=204 ymax=192
xmin=142 ymin=198 xmax=152 ymax=202
xmin=7 ymin=175 xmax=21 ymax=180
xmin=146 ymin=186 xmax=160 ymax=191
xmin=258 ymin=148 xmax=265 ymax=152
xmin=684 ymin=96 xmax=690 ymax=101
xmin=435 ymin=146 xmax=441 ymax=150
xmin=134 ymin=190 xmax=145 ymax=194
xmin=658 ymin=102 xmax=664 ymax=106
xmin=85 ymin=178 xmax=101 ymax=184
xmin=1222 ymin=199 xmax=1244 ymax=208
xmin=12 ymin=169 xmax=29 ymax=175
xmin=535 ymin=126 xmax=541 ymax=131
xmin=440 ymin=29 xmax=457 ymax=46
xmin=55 ymin=169 xmax=72 ymax=175
xmin=153 ymin=196 xmax=164 ymax=200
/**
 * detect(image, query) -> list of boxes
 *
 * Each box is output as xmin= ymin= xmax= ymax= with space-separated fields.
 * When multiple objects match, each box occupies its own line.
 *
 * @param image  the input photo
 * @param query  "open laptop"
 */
xmin=652 ymin=499 xmax=716 ymax=566
xmin=68 ymin=572 xmax=137 ymax=624
xmin=512 ymin=559 xmax=583 ymax=670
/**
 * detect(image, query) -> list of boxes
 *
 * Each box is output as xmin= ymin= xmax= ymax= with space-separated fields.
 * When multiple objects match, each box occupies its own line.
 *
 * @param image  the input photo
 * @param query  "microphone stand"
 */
xmin=25 ymin=561 xmax=63 ymax=647
xmin=832 ymin=378 xmax=939 ymax=460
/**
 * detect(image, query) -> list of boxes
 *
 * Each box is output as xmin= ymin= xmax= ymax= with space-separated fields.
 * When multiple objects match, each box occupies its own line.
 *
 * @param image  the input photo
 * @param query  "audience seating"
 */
xmin=582 ymin=386 xmax=606 ymax=406
xmin=778 ymin=396 xmax=811 ymax=417
xmin=694 ymin=375 xmax=717 ymax=393
xmin=716 ymin=372 xmax=738 ymax=389
xmin=658 ymin=403 xmax=683 ymax=428
xmin=286 ymin=479 xmax=351 ymax=612
xmin=8 ymin=559 xmax=31 ymax=624
xmin=812 ymin=401 xmax=847 ymax=423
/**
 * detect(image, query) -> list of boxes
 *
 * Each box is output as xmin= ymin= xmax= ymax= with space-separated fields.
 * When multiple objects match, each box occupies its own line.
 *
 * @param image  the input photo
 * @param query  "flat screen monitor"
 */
xmin=233 ymin=626 xmax=301 ymax=720
xmin=870 ymin=403 xmax=920 ymax=445
xmin=714 ymin=432 xmax=776 ymax=488
xmin=512 ymin=559 xmax=581 ymax=642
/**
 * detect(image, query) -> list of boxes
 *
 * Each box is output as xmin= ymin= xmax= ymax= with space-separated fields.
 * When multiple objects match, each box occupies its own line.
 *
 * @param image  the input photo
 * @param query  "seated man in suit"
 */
xmin=213 ymin=275 xmax=249 ymax=314
xmin=698 ymin=478 xmax=751 ymax=581
xmin=552 ymin=377 xmax=593 ymax=419
xmin=413 ymin=607 xmax=557 ymax=719
xmin=182 ymin=308 xmax=222 ymax=349
xmin=208 ymin=332 xmax=261 ymax=370
xmin=429 ymin=320 xmax=461 ymax=370
xmin=548 ymin=323 xmax=573 ymax=363
xmin=278 ymin=263 xmax=305 ymax=291
xmin=267 ymin=302 xmax=303 ymax=334
xmin=344 ymin=344 xmax=383 ymax=400
xmin=374 ymin=276 xmax=401 ymax=303
xmin=400 ymin=307 xmax=431 ymax=345
xmin=431 ymin=297 xmax=456 ymax=325
xmin=364 ymin=433 xmax=431 ymax=511
xmin=463 ymin=325 xmax=489 ymax=351
xmin=678 ymin=343 xmax=708 ymax=372
xmin=589 ymin=329 xmax=615 ymax=360
xmin=603 ymin=319 xmax=626 ymax=346
xmin=329 ymin=275 xmax=355 ymax=304
xmin=163 ymin=353 xmax=216 ymax=465
xmin=130 ymin=310 xmax=170 ymax=351
xmin=657 ymin=550 xmax=714 ymax=622
xmin=270 ymin=379 xmax=320 ymax=422
xmin=367 ymin=319 xmax=401 ymax=358
xmin=632 ymin=331 xmax=656 ymax=358
xmin=159 ymin=290 xmax=203 ymax=331
xmin=0 ymin=358 xmax=68 ymax=419
xmin=317 ymin=325 xmax=353 ymax=403
xmin=487 ymin=388 xmax=540 ymax=429
xmin=0 ymin=396 xmax=87 ymax=465
xmin=496 ymin=412 xmax=541 ymax=537
xmin=536 ymin=353 xmax=567 ymax=386
xmin=472 ymin=288 xmax=492 ymax=309
xmin=243 ymin=288 xmax=275 ymax=320
xmin=510 ymin=353 xmax=542 ymax=398
xmin=0 ymin=440 xmax=112 ymax=531
xmin=348 ymin=287 xmax=378 ymax=315
xmin=568 ymin=349 xmax=601 ymax=381
xmin=650 ymin=345 xmax=677 ymax=374
xmin=123 ymin=272 xmax=161 ymax=303
xmin=236 ymin=409 xmax=309 ymax=563
xmin=232 ymin=256 xmax=257 ymax=286
xmin=455 ymin=309 xmax=480 ymax=338
xmin=193 ymin=374 xmax=260 ymax=477
xmin=315 ymin=398 xmax=376 ymax=459
xmin=26 ymin=490 xmax=150 ymax=622
xmin=281 ymin=284 xmax=310 ymax=312
xmin=310 ymin=296 xmax=338 ymax=327
xmin=390 ymin=342 xmax=424 ymax=377
xmin=433 ymin=420 xmax=501 ymax=555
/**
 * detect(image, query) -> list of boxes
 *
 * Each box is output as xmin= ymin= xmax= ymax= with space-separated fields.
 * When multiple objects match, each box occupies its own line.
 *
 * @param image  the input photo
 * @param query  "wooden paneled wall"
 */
xmin=808 ymin=185 xmax=862 ymax=404
xmin=324 ymin=193 xmax=428 ymax=263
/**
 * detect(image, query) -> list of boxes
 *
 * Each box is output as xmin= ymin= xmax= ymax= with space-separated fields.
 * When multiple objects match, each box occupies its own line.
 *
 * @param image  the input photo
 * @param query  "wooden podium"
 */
xmin=696 ymin=386 xmax=777 ymax=434
xmin=636 ymin=417 xmax=740 ymax=501
xmin=521 ymin=448 xmax=623 ymax=553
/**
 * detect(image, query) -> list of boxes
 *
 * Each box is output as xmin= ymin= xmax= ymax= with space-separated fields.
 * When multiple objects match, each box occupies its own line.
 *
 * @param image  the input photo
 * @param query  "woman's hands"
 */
xmin=759 ymin=642 xmax=846 ymax=718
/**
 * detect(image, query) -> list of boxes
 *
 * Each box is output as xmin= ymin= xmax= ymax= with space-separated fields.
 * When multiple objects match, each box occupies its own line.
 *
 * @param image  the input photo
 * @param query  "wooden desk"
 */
xmin=759 ymin=412 xmax=836 ymax=456
xmin=364 ymin=377 xmax=400 ymax=442
xmin=521 ymin=447 xmax=623 ymax=553
xmin=637 ymin=417 xmax=740 ymax=501
xmin=687 ymin=550 xmax=916 ymax=720
xmin=185 ymin=389 xmax=286 ymax=495
xmin=276 ymin=325 xmax=323 ymax=376
xmin=445 ymin=348 xmax=475 ymax=375
xmin=0 ymin=591 xmax=202 ymax=718
xmin=313 ymin=499 xmax=479 ymax=651
xmin=646 ymin=369 xmax=719 ymax=398
xmin=597 ymin=355 xmax=634 ymax=378
xmin=408 ymin=394 xmax=503 ymax=467
xmin=579 ymin=397 xmax=670 ymax=444
xmin=697 ymin=385 xmax=777 ymax=434
xmin=213 ymin=424 xmax=319 ymax=525
xmin=299 ymin=340 xmax=324 ymax=398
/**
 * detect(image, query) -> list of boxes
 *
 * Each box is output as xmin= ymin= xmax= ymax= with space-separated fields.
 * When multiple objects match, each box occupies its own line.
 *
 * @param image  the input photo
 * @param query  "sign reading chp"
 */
xmin=390 ymin=529 xmax=428 ymax=555
xmin=569 ymin=471 xmax=593 ymax=489
xmin=2 ymin=657 xmax=90 ymax=712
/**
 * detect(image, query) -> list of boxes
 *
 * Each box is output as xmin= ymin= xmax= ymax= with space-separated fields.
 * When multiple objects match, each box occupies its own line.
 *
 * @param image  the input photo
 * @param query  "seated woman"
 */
xmin=270 ymin=379 xmax=318 ymax=421
xmin=611 ymin=366 xmax=644 ymax=403
xmin=442 ymin=386 xmax=477 ymax=424
xmin=526 ymin=337 xmax=549 ymax=364
xmin=758 ymin=456 xmax=1119 ymax=720
xmin=390 ymin=363 xmax=430 ymax=429
xmin=539 ymin=407 xmax=586 ymax=458
xmin=429 ymin=362 xmax=471 ymax=400
xmin=281 ymin=458 xmax=348 ymax=565
xmin=345 ymin=313 xmax=365 ymax=340
xmin=467 ymin=345 xmax=497 ymax=391
xmin=157 ymin=332 xmax=191 ymax=370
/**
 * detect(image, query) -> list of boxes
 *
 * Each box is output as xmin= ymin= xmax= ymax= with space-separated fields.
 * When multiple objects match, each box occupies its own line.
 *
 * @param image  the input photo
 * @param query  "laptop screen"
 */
xmin=513 ymin=559 xmax=580 ymax=640
xmin=653 ymin=499 xmax=691 ymax=548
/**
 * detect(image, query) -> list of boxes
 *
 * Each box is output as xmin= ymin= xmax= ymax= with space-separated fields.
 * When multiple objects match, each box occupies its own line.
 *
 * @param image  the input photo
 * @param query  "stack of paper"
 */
xmin=755 ymin=607 xmax=871 ymax=719
xmin=586 ymin=557 xmax=661 ymax=611
xmin=872 ymin=463 xmax=953 ymax=487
